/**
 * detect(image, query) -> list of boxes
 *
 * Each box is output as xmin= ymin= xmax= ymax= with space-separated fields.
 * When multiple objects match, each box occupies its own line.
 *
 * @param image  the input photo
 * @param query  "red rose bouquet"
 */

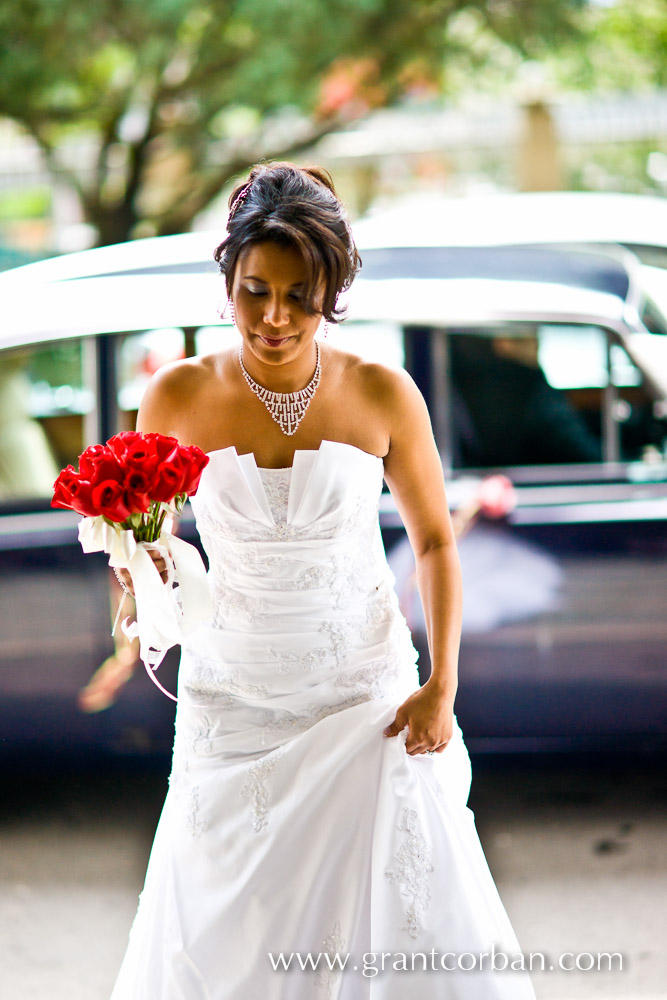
xmin=52 ymin=431 xmax=208 ymax=538
xmin=52 ymin=432 xmax=212 ymax=700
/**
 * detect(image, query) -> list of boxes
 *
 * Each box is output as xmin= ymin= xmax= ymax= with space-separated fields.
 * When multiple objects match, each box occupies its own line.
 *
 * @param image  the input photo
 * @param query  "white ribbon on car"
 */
xmin=78 ymin=516 xmax=212 ymax=701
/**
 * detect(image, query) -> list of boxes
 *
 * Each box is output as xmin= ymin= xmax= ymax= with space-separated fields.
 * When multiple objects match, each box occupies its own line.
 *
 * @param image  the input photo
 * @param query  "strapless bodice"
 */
xmin=189 ymin=439 xmax=385 ymax=545
xmin=189 ymin=440 xmax=395 ymax=629
xmin=177 ymin=440 xmax=418 ymax=759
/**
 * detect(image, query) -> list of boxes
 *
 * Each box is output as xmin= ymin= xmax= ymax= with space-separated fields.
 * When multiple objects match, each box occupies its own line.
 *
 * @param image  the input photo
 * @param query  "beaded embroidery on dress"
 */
xmin=110 ymin=441 xmax=536 ymax=1000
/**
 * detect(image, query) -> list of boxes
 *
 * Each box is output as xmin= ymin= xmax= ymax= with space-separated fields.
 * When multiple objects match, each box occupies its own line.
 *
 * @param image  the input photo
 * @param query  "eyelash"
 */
xmin=247 ymin=289 xmax=302 ymax=302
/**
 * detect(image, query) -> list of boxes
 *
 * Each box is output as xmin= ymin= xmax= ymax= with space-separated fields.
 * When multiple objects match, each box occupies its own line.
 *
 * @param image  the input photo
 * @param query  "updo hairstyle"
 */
xmin=213 ymin=162 xmax=361 ymax=323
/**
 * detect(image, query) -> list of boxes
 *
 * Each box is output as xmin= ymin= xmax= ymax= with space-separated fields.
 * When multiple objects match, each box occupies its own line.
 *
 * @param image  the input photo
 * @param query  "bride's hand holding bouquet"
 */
xmin=52 ymin=431 xmax=212 ymax=700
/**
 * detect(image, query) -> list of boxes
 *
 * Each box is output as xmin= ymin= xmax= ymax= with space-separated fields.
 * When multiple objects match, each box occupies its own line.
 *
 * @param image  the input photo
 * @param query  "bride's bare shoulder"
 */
xmin=334 ymin=346 xmax=417 ymax=404
xmin=137 ymin=350 xmax=234 ymax=435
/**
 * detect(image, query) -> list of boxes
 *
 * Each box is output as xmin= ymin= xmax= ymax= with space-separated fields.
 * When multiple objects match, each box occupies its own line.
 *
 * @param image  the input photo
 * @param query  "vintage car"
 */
xmin=1 ymin=232 xmax=665 ymax=756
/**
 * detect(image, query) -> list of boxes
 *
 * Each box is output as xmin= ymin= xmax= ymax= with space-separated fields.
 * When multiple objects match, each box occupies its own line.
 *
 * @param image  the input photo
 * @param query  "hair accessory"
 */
xmin=228 ymin=183 xmax=251 ymax=222
xmin=239 ymin=341 xmax=321 ymax=437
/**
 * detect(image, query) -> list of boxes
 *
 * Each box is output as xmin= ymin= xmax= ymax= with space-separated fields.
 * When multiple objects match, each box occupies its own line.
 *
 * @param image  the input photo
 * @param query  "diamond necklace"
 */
xmin=238 ymin=341 xmax=321 ymax=437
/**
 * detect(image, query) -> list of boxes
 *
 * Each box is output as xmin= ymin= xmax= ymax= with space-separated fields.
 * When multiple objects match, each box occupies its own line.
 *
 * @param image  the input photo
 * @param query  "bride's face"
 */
xmin=231 ymin=241 xmax=323 ymax=366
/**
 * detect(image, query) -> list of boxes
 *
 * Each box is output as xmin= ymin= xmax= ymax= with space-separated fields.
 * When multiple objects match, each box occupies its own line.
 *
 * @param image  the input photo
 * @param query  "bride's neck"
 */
xmin=240 ymin=342 xmax=320 ymax=394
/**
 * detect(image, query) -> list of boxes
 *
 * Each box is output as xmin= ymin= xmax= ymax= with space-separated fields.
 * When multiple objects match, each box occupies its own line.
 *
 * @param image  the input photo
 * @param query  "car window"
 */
xmin=537 ymin=324 xmax=642 ymax=389
xmin=539 ymin=324 xmax=665 ymax=463
xmin=0 ymin=339 xmax=94 ymax=501
xmin=449 ymin=325 xmax=603 ymax=469
xmin=448 ymin=324 xmax=666 ymax=469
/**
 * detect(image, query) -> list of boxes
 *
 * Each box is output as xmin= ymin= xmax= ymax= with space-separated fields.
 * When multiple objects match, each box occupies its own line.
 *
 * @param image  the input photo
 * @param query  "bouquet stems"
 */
xmin=124 ymin=494 xmax=186 ymax=544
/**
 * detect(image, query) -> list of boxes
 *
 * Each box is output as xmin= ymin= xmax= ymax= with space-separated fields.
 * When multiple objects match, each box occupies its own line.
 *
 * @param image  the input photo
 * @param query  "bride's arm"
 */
xmin=374 ymin=367 xmax=462 ymax=754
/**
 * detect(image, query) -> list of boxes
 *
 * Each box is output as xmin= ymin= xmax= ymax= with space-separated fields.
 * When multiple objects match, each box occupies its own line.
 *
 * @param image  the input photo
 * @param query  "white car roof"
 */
xmin=352 ymin=191 xmax=667 ymax=250
xmin=3 ymin=190 xmax=667 ymax=289
xmin=0 ymin=230 xmax=221 ymax=285
xmin=346 ymin=277 xmax=629 ymax=328
xmin=2 ymin=271 xmax=226 ymax=347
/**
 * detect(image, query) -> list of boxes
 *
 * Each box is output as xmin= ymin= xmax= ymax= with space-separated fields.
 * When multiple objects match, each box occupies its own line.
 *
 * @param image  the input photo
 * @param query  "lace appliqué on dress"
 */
xmin=318 ymin=618 xmax=363 ymax=666
xmin=189 ymin=714 xmax=214 ymax=757
xmin=314 ymin=920 xmax=346 ymax=999
xmin=184 ymin=785 xmax=207 ymax=838
xmin=258 ymin=467 xmax=291 ymax=524
xmin=267 ymin=645 xmax=329 ymax=675
xmin=319 ymin=589 xmax=405 ymax=668
xmin=335 ymin=653 xmax=402 ymax=700
xmin=259 ymin=688 xmax=381 ymax=745
xmin=182 ymin=658 xmax=236 ymax=707
xmin=212 ymin=582 xmax=279 ymax=628
xmin=384 ymin=807 xmax=434 ymax=939
xmin=240 ymin=747 xmax=285 ymax=833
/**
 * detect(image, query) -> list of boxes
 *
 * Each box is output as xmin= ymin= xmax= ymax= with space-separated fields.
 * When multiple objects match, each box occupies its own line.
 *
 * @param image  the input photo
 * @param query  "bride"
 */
xmin=111 ymin=162 xmax=536 ymax=999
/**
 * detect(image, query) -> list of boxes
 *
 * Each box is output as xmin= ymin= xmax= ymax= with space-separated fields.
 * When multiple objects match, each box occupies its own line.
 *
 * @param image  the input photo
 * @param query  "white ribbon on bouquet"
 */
xmin=78 ymin=516 xmax=212 ymax=701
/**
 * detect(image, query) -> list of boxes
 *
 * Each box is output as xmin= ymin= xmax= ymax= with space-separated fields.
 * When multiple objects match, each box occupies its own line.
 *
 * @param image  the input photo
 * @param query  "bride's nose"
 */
xmin=263 ymin=296 xmax=290 ymax=327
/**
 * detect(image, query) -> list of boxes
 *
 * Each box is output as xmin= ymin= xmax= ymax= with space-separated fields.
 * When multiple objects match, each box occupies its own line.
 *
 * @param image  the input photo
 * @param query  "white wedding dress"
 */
xmin=111 ymin=440 xmax=536 ymax=999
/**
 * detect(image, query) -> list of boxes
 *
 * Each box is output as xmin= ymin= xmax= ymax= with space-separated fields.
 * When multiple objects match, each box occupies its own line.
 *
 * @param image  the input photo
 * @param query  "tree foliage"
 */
xmin=545 ymin=0 xmax=667 ymax=92
xmin=0 ymin=0 xmax=588 ymax=244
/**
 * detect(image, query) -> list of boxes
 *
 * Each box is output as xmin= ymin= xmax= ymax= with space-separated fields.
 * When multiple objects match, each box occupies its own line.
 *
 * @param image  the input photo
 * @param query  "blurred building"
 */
xmin=314 ymin=90 xmax=667 ymax=216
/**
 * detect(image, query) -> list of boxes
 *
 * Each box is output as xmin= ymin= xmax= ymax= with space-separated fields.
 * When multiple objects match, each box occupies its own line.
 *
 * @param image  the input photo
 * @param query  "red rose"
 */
xmin=91 ymin=480 xmax=132 ymax=522
xmin=143 ymin=432 xmax=180 ymax=462
xmin=52 ymin=466 xmax=99 ymax=517
xmin=125 ymin=470 xmax=153 ymax=514
xmin=52 ymin=465 xmax=77 ymax=509
xmin=123 ymin=439 xmax=160 ymax=476
xmin=178 ymin=446 xmax=209 ymax=495
xmin=78 ymin=444 xmax=106 ymax=476
xmin=150 ymin=454 xmax=187 ymax=503
xmin=68 ymin=478 xmax=100 ymax=517
xmin=106 ymin=432 xmax=144 ymax=462
xmin=79 ymin=444 xmax=124 ymax=486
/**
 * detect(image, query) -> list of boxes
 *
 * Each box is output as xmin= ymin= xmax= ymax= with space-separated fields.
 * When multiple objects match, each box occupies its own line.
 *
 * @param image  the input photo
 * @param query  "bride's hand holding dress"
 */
xmin=384 ymin=680 xmax=455 ymax=755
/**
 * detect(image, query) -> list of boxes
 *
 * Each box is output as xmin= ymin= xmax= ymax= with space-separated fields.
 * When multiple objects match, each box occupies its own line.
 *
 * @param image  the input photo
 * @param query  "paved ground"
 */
xmin=0 ymin=752 xmax=665 ymax=1000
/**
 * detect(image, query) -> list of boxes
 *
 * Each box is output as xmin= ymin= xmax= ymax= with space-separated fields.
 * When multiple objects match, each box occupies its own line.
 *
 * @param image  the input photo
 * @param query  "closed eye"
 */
xmin=246 ymin=288 xmax=302 ymax=303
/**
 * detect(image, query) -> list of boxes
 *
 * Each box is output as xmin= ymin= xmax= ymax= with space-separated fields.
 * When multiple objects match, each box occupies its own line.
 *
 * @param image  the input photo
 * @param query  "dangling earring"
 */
xmin=323 ymin=319 xmax=329 ymax=339
xmin=229 ymin=300 xmax=236 ymax=326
